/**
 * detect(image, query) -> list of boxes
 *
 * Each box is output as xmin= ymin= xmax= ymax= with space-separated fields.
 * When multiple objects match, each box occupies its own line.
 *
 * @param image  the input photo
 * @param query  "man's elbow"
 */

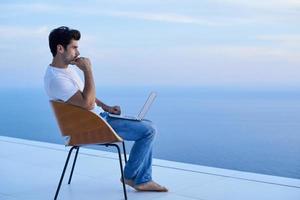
xmin=83 ymin=101 xmax=95 ymax=110
xmin=66 ymin=92 xmax=95 ymax=110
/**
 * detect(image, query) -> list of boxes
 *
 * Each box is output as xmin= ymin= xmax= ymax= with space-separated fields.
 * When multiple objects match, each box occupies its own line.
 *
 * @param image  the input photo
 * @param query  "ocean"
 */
xmin=0 ymin=86 xmax=299 ymax=179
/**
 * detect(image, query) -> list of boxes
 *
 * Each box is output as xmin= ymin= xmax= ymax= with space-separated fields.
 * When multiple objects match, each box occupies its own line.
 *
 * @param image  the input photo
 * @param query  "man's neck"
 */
xmin=51 ymin=57 xmax=68 ymax=68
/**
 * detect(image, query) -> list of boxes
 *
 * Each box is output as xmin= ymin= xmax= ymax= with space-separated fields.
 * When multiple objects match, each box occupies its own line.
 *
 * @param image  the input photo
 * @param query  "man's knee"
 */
xmin=142 ymin=120 xmax=157 ymax=138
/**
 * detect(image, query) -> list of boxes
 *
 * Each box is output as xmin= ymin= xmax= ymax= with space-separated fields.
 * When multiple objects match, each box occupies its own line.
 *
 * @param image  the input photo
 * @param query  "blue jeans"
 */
xmin=100 ymin=112 xmax=156 ymax=185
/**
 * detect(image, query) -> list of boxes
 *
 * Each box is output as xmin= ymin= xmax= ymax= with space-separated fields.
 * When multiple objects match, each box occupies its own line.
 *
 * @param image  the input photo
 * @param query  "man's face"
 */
xmin=62 ymin=39 xmax=80 ymax=64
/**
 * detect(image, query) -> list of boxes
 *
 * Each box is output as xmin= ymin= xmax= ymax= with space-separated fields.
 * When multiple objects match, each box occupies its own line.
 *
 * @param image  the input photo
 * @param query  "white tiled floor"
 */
xmin=0 ymin=136 xmax=299 ymax=200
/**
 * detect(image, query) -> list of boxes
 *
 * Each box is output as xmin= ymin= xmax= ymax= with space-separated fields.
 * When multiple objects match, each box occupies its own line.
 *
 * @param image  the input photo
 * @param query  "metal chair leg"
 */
xmin=68 ymin=147 xmax=80 ymax=184
xmin=122 ymin=141 xmax=128 ymax=163
xmin=54 ymin=146 xmax=77 ymax=200
xmin=110 ymin=144 xmax=128 ymax=200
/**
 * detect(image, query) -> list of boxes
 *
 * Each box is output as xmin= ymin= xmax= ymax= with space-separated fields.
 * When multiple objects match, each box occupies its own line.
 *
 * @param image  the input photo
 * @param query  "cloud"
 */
xmin=0 ymin=1 xmax=299 ymax=87
xmin=0 ymin=2 xmax=258 ymax=26
xmin=88 ymin=44 xmax=300 ymax=87
xmin=0 ymin=25 xmax=50 ymax=39
xmin=0 ymin=3 xmax=63 ymax=13
xmin=0 ymin=1 xmax=298 ymax=30
xmin=256 ymin=34 xmax=300 ymax=47
xmin=104 ymin=10 xmax=261 ymax=26
xmin=171 ymin=45 xmax=300 ymax=64
xmin=104 ymin=11 xmax=219 ymax=25
xmin=215 ymin=0 xmax=300 ymax=9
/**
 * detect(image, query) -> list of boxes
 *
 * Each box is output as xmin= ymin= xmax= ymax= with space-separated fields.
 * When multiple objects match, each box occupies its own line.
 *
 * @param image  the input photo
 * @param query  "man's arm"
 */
xmin=66 ymin=57 xmax=95 ymax=110
xmin=96 ymin=98 xmax=121 ymax=115
xmin=95 ymin=98 xmax=110 ymax=112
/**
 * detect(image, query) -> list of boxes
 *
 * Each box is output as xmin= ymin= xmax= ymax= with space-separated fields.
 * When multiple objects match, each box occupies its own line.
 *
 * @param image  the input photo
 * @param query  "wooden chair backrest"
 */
xmin=50 ymin=100 xmax=123 ymax=146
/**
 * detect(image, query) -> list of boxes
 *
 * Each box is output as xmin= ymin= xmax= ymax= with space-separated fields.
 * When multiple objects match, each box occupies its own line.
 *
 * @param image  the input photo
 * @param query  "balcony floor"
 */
xmin=0 ymin=136 xmax=299 ymax=200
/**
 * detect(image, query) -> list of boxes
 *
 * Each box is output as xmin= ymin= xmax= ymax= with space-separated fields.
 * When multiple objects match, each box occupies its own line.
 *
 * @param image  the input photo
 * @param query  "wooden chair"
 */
xmin=50 ymin=100 xmax=128 ymax=200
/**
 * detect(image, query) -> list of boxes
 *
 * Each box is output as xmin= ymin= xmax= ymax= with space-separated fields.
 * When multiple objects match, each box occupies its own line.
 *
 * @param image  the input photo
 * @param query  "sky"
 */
xmin=0 ymin=0 xmax=299 ymax=88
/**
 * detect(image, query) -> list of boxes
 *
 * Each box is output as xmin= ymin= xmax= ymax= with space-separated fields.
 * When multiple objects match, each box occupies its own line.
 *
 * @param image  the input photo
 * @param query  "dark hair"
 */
xmin=48 ymin=26 xmax=81 ymax=57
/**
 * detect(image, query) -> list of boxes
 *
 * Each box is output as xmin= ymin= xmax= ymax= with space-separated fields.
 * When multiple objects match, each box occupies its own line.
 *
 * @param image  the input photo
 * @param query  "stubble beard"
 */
xmin=64 ymin=55 xmax=77 ymax=65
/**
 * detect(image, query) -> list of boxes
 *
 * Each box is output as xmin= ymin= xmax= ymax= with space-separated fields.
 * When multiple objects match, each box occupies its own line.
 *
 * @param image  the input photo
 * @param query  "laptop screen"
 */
xmin=137 ymin=92 xmax=157 ymax=120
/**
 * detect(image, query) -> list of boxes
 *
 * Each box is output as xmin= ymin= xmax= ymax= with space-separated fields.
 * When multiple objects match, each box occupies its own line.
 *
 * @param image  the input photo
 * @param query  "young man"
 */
xmin=44 ymin=26 xmax=168 ymax=192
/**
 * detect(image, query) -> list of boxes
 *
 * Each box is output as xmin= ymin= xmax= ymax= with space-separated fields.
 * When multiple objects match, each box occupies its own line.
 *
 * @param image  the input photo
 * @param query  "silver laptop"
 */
xmin=108 ymin=92 xmax=157 ymax=121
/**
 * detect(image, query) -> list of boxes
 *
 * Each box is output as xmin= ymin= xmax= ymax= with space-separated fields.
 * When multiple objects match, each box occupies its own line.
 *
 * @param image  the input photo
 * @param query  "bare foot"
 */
xmin=120 ymin=178 xmax=134 ymax=188
xmin=134 ymin=181 xmax=168 ymax=192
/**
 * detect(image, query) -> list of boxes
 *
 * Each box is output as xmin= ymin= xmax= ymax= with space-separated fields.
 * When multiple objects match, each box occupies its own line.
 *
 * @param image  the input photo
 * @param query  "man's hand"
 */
xmin=95 ymin=98 xmax=121 ymax=115
xmin=71 ymin=57 xmax=92 ymax=72
xmin=109 ymin=105 xmax=121 ymax=115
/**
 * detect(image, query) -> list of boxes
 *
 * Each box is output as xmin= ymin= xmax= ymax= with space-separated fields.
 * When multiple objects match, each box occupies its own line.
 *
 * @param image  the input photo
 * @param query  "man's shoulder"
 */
xmin=45 ymin=66 xmax=71 ymax=79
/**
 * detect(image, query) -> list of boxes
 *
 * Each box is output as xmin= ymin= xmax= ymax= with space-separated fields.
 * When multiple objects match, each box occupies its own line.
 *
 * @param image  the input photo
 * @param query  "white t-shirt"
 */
xmin=44 ymin=65 xmax=103 ymax=114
